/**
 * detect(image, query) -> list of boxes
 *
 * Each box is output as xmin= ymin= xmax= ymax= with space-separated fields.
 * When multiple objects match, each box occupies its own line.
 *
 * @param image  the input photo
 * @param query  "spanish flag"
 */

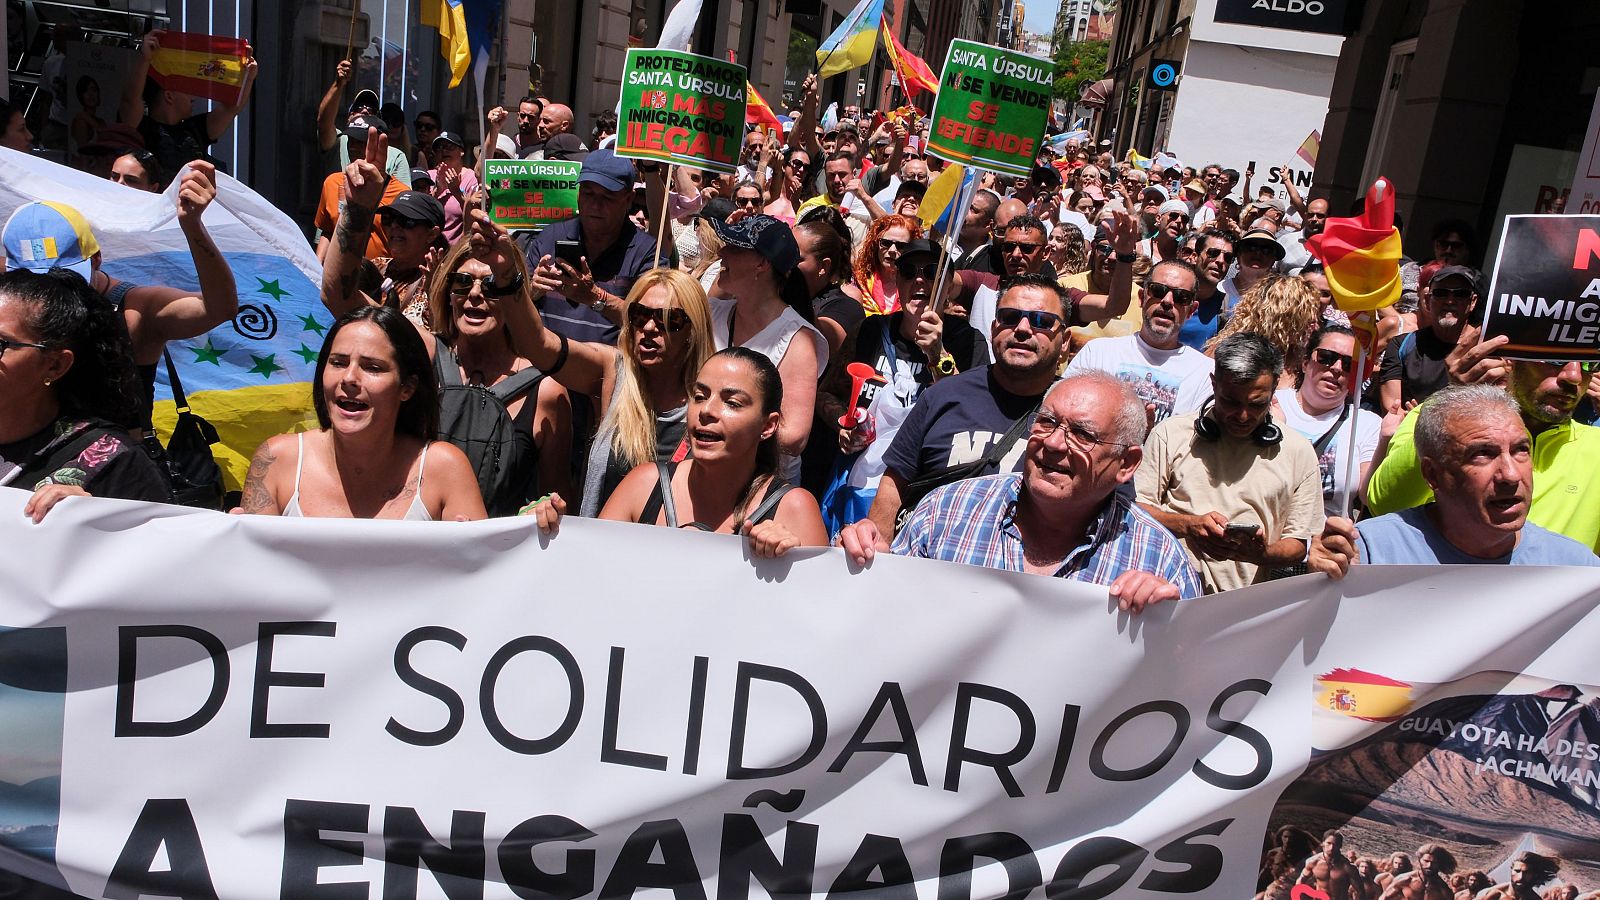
xmin=1316 ymin=668 xmax=1414 ymax=722
xmin=746 ymin=81 xmax=781 ymax=134
xmin=1307 ymin=177 xmax=1402 ymax=312
xmin=816 ymin=0 xmax=884 ymax=79
xmin=148 ymin=32 xmax=253 ymax=106
xmin=881 ymin=21 xmax=938 ymax=97
xmin=421 ymin=0 xmax=471 ymax=88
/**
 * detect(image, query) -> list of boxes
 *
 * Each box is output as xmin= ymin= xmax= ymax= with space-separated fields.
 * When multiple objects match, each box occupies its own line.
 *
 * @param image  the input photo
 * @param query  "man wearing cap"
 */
xmin=314 ymin=124 xmax=409 ymax=262
xmin=322 ymin=135 xmax=446 ymax=326
xmin=120 ymin=31 xmax=257 ymax=177
xmin=1067 ymin=259 xmax=1214 ymax=426
xmin=1375 ymin=265 xmax=1482 ymax=408
xmin=1277 ymin=197 xmax=1328 ymax=276
xmin=1219 ymin=228 xmax=1282 ymax=308
xmin=1365 ymin=332 xmax=1600 ymax=556
xmin=521 ymin=148 xmax=668 ymax=345
xmin=314 ymin=60 xmax=412 ymax=187
xmin=1139 ymin=199 xmax=1190 ymax=265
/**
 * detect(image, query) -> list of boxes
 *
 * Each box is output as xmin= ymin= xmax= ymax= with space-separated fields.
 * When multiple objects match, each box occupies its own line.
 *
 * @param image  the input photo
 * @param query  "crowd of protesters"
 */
xmin=5 ymin=44 xmax=1600 ymax=621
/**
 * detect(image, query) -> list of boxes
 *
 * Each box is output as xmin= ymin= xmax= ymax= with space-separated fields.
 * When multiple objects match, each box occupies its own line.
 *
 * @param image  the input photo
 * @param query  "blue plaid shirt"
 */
xmin=892 ymin=474 xmax=1202 ymax=599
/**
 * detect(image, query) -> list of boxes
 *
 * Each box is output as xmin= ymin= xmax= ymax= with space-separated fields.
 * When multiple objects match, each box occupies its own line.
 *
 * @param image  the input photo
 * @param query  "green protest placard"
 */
xmin=483 ymin=159 xmax=580 ymax=231
xmin=617 ymin=48 xmax=747 ymax=174
xmin=926 ymin=39 xmax=1052 ymax=179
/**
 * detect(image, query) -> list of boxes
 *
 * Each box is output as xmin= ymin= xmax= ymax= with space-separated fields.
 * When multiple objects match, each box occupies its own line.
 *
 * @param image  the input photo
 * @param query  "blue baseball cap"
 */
xmin=3 ymin=201 xmax=99 ymax=279
xmin=579 ymin=148 xmax=637 ymax=193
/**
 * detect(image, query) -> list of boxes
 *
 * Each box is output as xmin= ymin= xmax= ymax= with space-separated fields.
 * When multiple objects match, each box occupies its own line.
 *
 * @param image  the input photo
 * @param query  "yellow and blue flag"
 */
xmin=421 ymin=0 xmax=471 ymax=88
xmin=0 ymin=149 xmax=325 ymax=491
xmin=816 ymin=0 xmax=884 ymax=79
xmin=919 ymin=163 xmax=973 ymax=240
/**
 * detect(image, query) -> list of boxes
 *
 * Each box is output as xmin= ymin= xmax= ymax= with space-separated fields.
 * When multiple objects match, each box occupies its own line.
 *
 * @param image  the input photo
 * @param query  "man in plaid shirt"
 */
xmin=840 ymin=371 xmax=1200 ymax=609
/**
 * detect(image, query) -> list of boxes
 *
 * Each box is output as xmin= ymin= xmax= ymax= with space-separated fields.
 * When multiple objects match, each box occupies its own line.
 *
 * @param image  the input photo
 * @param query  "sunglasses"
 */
xmin=1430 ymin=286 xmax=1473 ymax=300
xmin=1166 ymin=213 xmax=1190 ymax=223
xmin=999 ymin=240 xmax=1044 ymax=255
xmin=878 ymin=238 xmax=910 ymax=253
xmin=628 ymin=302 xmax=690 ymax=334
xmin=735 ymin=195 xmax=762 ymax=207
xmin=1093 ymin=242 xmax=1113 ymax=256
xmin=1202 ymin=247 xmax=1234 ymax=262
xmin=995 ymin=307 xmax=1063 ymax=332
xmin=380 ymin=214 xmax=430 ymax=230
xmin=0 ymin=336 xmax=52 ymax=361
xmin=897 ymin=261 xmax=937 ymax=280
xmin=786 ymin=159 xmax=808 ymax=170
xmin=416 ymin=122 xmax=440 ymax=132
xmin=1146 ymin=282 xmax=1195 ymax=305
xmin=1312 ymin=348 xmax=1354 ymax=370
xmin=448 ymin=273 xmax=508 ymax=295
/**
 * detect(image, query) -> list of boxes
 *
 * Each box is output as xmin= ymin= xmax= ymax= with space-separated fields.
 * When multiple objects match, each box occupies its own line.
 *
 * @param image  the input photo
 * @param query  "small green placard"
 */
xmin=616 ymin=48 xmax=748 ymax=175
xmin=925 ymin=39 xmax=1053 ymax=179
xmin=483 ymin=159 xmax=581 ymax=231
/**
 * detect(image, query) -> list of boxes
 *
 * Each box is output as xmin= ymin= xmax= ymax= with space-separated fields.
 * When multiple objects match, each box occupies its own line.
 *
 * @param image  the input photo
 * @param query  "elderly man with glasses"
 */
xmin=839 ymin=368 xmax=1200 ymax=610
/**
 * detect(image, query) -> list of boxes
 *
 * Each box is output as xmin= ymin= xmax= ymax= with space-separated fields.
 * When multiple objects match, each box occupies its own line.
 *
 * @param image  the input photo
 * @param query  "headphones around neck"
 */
xmin=1194 ymin=398 xmax=1282 ymax=446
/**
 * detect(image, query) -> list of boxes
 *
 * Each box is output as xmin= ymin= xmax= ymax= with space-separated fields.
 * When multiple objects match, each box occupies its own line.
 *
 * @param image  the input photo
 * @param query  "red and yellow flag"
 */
xmin=745 ymin=82 xmax=781 ymax=134
xmin=148 ymin=32 xmax=253 ymax=106
xmin=881 ymin=22 xmax=938 ymax=97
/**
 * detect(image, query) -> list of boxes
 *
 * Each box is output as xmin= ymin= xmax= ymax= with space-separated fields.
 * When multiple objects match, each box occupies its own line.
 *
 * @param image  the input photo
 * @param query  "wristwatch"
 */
xmin=935 ymin=352 xmax=957 ymax=377
xmin=589 ymin=292 xmax=608 ymax=313
xmin=485 ymin=270 xmax=524 ymax=296
xmin=1115 ymin=250 xmax=1137 ymax=264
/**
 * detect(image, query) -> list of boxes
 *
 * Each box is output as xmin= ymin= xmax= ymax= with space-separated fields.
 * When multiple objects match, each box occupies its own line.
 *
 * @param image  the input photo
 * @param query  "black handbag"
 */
xmin=143 ymin=349 xmax=225 ymax=510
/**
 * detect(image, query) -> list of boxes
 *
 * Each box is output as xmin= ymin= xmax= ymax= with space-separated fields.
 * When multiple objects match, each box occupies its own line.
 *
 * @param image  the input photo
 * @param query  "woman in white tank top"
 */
xmin=236 ymin=306 xmax=486 ymax=520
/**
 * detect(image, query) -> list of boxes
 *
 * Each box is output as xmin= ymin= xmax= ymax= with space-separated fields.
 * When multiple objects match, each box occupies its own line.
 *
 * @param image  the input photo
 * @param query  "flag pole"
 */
xmin=344 ymin=0 xmax=361 ymax=60
xmin=1337 ymin=313 xmax=1371 ymax=520
xmin=930 ymin=171 xmax=978 ymax=316
xmin=653 ymin=164 xmax=676 ymax=268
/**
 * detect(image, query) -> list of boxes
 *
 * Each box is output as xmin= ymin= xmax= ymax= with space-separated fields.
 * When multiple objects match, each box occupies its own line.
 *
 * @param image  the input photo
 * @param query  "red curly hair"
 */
xmin=851 ymin=214 xmax=924 ymax=294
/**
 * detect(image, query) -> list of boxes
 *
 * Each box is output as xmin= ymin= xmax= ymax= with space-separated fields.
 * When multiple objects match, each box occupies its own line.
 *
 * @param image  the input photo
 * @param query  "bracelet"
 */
xmin=518 ymin=493 xmax=554 ymax=516
xmin=545 ymin=332 xmax=569 ymax=376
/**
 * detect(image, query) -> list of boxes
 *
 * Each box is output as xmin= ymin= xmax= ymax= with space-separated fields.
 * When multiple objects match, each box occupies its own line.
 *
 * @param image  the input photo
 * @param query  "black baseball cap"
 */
xmin=711 ymin=214 xmax=799 ymax=275
xmin=378 ymin=191 xmax=445 ymax=227
xmin=346 ymin=115 xmax=385 ymax=143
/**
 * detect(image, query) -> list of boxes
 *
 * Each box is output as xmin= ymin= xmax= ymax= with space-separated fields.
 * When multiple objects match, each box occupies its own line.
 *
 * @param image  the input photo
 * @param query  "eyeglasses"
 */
xmin=877 ymin=238 xmax=910 ymax=253
xmin=380 ymin=214 xmax=430 ymax=230
xmin=0 ymin=336 xmax=51 ymax=360
xmin=1312 ymin=348 xmax=1354 ymax=371
xmin=1145 ymin=282 xmax=1195 ymax=305
xmin=897 ymin=261 xmax=937 ymax=280
xmin=448 ymin=273 xmax=506 ymax=295
xmin=1430 ymin=286 xmax=1474 ymax=300
xmin=999 ymin=240 xmax=1044 ymax=255
xmin=1202 ymin=247 xmax=1234 ymax=262
xmin=416 ymin=121 xmax=440 ymax=132
xmin=628 ymin=302 xmax=690 ymax=334
xmin=995 ymin=307 xmax=1063 ymax=332
xmin=1030 ymin=411 xmax=1130 ymax=451
xmin=735 ymin=195 xmax=762 ymax=207
xmin=352 ymin=105 xmax=377 ymax=116
xmin=1177 ymin=245 xmax=1199 ymax=257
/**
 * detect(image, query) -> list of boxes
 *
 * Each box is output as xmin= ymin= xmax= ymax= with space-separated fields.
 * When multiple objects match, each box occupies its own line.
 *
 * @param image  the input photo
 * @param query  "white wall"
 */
xmin=1164 ymin=40 xmax=1336 ymax=193
xmin=1187 ymin=0 xmax=1344 ymax=57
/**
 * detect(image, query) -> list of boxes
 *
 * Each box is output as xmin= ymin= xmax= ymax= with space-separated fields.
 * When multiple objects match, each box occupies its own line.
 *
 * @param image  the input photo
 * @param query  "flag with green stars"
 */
xmin=0 ymin=152 xmax=328 ymax=490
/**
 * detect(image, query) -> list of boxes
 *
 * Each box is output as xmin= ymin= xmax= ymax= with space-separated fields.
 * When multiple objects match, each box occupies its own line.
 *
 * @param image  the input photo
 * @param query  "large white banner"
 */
xmin=2 ymin=490 xmax=1599 ymax=899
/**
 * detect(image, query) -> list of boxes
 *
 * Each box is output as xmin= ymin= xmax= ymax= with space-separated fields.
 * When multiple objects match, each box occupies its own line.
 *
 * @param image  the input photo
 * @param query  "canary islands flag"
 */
xmin=421 ymin=0 xmax=471 ymax=88
xmin=816 ymin=0 xmax=884 ymax=79
xmin=0 ymin=148 xmax=324 ymax=491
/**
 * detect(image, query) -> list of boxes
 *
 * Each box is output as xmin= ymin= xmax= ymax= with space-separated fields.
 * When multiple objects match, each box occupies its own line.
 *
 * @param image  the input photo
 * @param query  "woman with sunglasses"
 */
xmin=238 ymin=305 xmax=486 ymax=520
xmin=850 ymin=215 xmax=921 ymax=317
xmin=1275 ymin=323 xmax=1380 ymax=516
xmin=762 ymin=148 xmax=810 ymax=224
xmin=428 ymin=131 xmax=478 ymax=244
xmin=502 ymin=264 xmax=715 ymax=516
xmin=523 ymin=347 xmax=828 ymax=558
xmin=421 ymin=217 xmax=574 ymax=515
xmin=2 ymin=270 xmax=168 ymax=523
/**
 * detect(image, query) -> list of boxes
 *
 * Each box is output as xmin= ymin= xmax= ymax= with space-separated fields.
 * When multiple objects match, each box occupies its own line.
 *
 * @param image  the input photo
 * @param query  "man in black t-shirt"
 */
xmin=1376 ymin=265 xmax=1482 ymax=408
xmin=859 ymin=273 xmax=1073 ymax=539
xmin=119 ymin=32 xmax=257 ymax=176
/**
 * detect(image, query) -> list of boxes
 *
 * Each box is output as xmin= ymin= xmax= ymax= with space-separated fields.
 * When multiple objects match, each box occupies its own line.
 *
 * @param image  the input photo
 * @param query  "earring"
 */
xmin=42 ymin=379 xmax=52 ymax=386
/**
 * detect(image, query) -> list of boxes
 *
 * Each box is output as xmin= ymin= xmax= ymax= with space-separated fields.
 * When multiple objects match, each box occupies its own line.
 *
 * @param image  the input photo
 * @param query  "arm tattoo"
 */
xmin=336 ymin=202 xmax=375 ymax=255
xmin=239 ymin=443 xmax=278 ymax=514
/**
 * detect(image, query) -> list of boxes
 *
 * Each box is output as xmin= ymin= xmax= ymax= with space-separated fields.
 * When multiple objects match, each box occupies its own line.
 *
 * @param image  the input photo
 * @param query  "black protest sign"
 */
xmin=1480 ymin=215 xmax=1600 ymax=362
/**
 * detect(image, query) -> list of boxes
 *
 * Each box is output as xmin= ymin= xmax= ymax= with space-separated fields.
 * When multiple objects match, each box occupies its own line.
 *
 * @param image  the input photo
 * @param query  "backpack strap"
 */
xmin=491 ymin=365 xmax=543 ymax=402
xmin=638 ymin=462 xmax=679 ymax=528
xmin=432 ymin=337 xmax=464 ymax=387
xmin=1396 ymin=331 xmax=1417 ymax=364
xmin=739 ymin=479 xmax=795 ymax=533
xmin=106 ymin=279 xmax=137 ymax=311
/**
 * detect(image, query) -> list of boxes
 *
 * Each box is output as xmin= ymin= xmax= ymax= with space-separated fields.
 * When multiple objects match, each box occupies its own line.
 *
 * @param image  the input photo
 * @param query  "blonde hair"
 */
xmin=1206 ymin=274 xmax=1321 ymax=373
xmin=689 ymin=218 xmax=724 ymax=280
xmin=605 ymin=268 xmax=716 ymax=470
xmin=425 ymin=233 xmax=533 ymax=348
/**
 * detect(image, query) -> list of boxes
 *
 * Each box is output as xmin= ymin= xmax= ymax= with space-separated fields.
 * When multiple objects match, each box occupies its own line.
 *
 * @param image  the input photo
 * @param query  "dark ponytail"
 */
xmin=707 ymin=347 xmax=784 ymax=496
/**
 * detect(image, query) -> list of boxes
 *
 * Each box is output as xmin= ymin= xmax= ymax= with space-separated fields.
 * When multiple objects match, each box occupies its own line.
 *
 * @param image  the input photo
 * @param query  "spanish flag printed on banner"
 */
xmin=1316 ymin=668 xmax=1415 ymax=722
xmin=148 ymin=33 xmax=253 ymax=106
